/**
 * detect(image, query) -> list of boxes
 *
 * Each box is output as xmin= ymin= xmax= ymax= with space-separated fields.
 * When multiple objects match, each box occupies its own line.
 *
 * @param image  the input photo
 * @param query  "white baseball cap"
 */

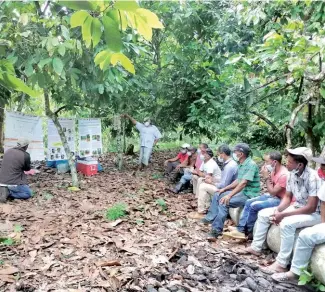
xmin=181 ymin=143 xmax=191 ymax=149
xmin=286 ymin=147 xmax=312 ymax=161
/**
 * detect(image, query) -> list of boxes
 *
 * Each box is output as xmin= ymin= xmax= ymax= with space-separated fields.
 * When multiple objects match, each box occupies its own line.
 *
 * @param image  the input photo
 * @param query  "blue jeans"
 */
xmin=8 ymin=185 xmax=32 ymax=199
xmin=210 ymin=191 xmax=248 ymax=233
xmin=180 ymin=172 xmax=192 ymax=184
xmin=237 ymin=194 xmax=281 ymax=233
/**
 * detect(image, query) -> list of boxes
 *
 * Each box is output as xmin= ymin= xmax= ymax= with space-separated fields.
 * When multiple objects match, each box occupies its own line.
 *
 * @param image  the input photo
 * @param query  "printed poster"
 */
xmin=4 ymin=111 xmax=45 ymax=161
xmin=78 ymin=118 xmax=102 ymax=157
xmin=47 ymin=118 xmax=75 ymax=161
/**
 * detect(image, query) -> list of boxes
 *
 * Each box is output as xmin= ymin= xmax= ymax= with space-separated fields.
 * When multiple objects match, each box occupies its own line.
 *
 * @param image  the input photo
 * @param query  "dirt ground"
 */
xmin=0 ymin=152 xmax=312 ymax=292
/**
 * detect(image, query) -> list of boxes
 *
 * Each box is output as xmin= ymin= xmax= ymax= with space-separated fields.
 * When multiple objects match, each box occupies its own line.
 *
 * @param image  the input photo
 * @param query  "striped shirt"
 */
xmin=286 ymin=167 xmax=323 ymax=212
xmin=238 ymin=157 xmax=260 ymax=198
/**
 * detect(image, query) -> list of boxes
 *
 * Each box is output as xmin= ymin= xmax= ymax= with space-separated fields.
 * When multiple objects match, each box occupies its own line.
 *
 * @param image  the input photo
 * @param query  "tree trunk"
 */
xmin=16 ymin=94 xmax=25 ymax=112
xmin=0 ymin=105 xmax=4 ymax=153
xmin=44 ymin=92 xmax=79 ymax=187
xmin=122 ymin=118 xmax=126 ymax=154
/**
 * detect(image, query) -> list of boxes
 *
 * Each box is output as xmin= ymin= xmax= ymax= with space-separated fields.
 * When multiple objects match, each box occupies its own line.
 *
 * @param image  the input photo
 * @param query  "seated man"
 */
xmin=192 ymin=148 xmax=221 ymax=196
xmin=189 ymin=144 xmax=238 ymax=219
xmin=0 ymin=139 xmax=32 ymax=202
xmin=224 ymin=151 xmax=288 ymax=239
xmin=164 ymin=143 xmax=190 ymax=177
xmin=202 ymin=143 xmax=260 ymax=240
xmin=170 ymin=146 xmax=197 ymax=193
xmin=242 ymin=147 xmax=322 ymax=275
xmin=312 ymin=155 xmax=325 ymax=181
xmin=272 ymin=182 xmax=325 ymax=283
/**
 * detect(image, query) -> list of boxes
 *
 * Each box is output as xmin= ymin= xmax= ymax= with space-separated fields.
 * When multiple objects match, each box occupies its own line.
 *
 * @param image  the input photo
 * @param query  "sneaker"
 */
xmin=223 ymin=230 xmax=246 ymax=240
xmin=188 ymin=212 xmax=205 ymax=220
xmin=199 ymin=218 xmax=211 ymax=225
xmin=227 ymin=226 xmax=238 ymax=232
xmin=206 ymin=229 xmax=220 ymax=241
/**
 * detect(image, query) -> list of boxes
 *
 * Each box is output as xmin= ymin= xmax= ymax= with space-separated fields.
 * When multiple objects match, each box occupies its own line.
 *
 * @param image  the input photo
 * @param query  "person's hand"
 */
xmin=191 ymin=170 xmax=198 ymax=175
xmin=218 ymin=188 xmax=225 ymax=194
xmin=261 ymin=165 xmax=269 ymax=179
xmin=270 ymin=211 xmax=284 ymax=225
xmin=175 ymin=164 xmax=181 ymax=171
xmin=164 ymin=160 xmax=169 ymax=166
xmin=220 ymin=194 xmax=232 ymax=205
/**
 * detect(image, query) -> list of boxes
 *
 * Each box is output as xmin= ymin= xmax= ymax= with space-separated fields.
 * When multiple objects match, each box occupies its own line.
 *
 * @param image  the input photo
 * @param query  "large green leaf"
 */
xmin=52 ymin=57 xmax=64 ymax=75
xmin=91 ymin=18 xmax=102 ymax=48
xmin=70 ymin=10 xmax=90 ymax=28
xmin=38 ymin=58 xmax=52 ymax=69
xmin=82 ymin=15 xmax=93 ymax=48
xmin=59 ymin=1 xmax=98 ymax=11
xmin=61 ymin=25 xmax=70 ymax=40
xmin=134 ymin=14 xmax=152 ymax=40
xmin=114 ymin=0 xmax=139 ymax=11
xmin=110 ymin=52 xmax=135 ymax=74
xmin=136 ymin=8 xmax=164 ymax=29
xmin=0 ymin=74 xmax=39 ymax=97
xmin=102 ymin=16 xmax=122 ymax=52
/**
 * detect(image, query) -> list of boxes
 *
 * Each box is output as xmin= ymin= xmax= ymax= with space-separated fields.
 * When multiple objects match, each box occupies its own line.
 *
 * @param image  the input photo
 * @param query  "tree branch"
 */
xmin=54 ymin=105 xmax=67 ymax=115
xmin=305 ymin=70 xmax=325 ymax=82
xmin=249 ymin=110 xmax=278 ymax=131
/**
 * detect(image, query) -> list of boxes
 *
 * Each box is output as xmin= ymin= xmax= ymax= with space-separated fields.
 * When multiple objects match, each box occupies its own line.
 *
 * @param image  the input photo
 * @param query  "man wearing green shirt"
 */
xmin=203 ymin=143 xmax=260 ymax=240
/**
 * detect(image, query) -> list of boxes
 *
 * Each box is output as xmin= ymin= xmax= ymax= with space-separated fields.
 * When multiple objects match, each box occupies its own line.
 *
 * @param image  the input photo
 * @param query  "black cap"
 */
xmin=205 ymin=148 xmax=214 ymax=158
xmin=233 ymin=143 xmax=251 ymax=156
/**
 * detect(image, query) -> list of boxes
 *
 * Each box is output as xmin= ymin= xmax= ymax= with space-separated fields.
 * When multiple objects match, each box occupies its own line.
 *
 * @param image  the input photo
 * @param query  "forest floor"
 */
xmin=0 ymin=152 xmax=312 ymax=292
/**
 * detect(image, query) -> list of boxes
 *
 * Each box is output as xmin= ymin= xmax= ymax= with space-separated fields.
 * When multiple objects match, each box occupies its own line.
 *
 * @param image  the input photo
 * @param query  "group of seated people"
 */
xmin=165 ymin=142 xmax=325 ymax=284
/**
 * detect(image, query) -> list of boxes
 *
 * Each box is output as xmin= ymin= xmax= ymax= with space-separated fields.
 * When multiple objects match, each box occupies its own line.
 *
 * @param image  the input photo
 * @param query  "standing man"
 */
xmin=0 ymin=139 xmax=32 ymax=202
xmin=312 ymin=155 xmax=325 ymax=181
xmin=224 ymin=151 xmax=288 ymax=239
xmin=202 ymin=143 xmax=260 ymax=240
xmin=242 ymin=147 xmax=322 ymax=276
xmin=123 ymin=114 xmax=162 ymax=170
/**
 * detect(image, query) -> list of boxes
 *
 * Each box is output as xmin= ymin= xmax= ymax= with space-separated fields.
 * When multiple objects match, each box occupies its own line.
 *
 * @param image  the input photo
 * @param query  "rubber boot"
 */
xmin=171 ymin=182 xmax=184 ymax=194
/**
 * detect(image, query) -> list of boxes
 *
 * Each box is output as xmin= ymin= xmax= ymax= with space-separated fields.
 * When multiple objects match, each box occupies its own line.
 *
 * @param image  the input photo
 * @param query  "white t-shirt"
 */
xmin=199 ymin=158 xmax=221 ymax=181
xmin=318 ymin=183 xmax=325 ymax=202
xmin=135 ymin=122 xmax=162 ymax=148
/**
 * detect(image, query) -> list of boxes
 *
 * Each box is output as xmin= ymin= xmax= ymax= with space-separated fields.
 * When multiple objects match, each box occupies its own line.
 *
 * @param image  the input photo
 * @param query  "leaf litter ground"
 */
xmin=0 ymin=152 xmax=312 ymax=292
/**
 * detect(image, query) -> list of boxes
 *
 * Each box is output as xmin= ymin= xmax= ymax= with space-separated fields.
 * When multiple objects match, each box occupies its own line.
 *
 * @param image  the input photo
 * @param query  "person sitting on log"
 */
xmin=240 ymin=147 xmax=322 ymax=275
xmin=188 ymin=144 xmax=238 ymax=219
xmin=271 ymin=182 xmax=325 ymax=284
xmin=201 ymin=143 xmax=260 ymax=240
xmin=0 ymin=139 xmax=32 ymax=202
xmin=164 ymin=143 xmax=190 ymax=178
xmin=191 ymin=148 xmax=221 ymax=197
xmin=122 ymin=114 xmax=162 ymax=170
xmin=170 ymin=146 xmax=198 ymax=193
xmin=312 ymin=155 xmax=325 ymax=181
xmin=224 ymin=151 xmax=288 ymax=240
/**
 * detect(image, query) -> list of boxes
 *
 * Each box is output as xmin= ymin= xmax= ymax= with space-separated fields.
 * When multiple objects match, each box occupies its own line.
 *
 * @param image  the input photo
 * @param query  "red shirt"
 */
xmin=318 ymin=168 xmax=325 ymax=181
xmin=177 ymin=153 xmax=189 ymax=163
xmin=271 ymin=165 xmax=288 ymax=199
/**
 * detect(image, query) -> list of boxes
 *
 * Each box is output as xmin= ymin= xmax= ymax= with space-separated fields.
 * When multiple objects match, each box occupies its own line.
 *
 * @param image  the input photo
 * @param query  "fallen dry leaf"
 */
xmin=96 ymin=260 xmax=121 ymax=267
xmin=0 ymin=267 xmax=19 ymax=275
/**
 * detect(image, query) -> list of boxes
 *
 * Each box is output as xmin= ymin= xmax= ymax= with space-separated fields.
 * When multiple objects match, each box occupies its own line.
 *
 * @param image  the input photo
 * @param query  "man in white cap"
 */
xmin=0 ymin=139 xmax=32 ymax=202
xmin=123 ymin=114 xmax=162 ymax=170
xmin=164 ymin=143 xmax=191 ymax=177
xmin=241 ymin=147 xmax=322 ymax=275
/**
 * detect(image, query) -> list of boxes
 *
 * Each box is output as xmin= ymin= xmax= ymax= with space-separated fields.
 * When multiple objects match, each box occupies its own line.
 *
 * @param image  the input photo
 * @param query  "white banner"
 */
xmin=47 ymin=118 xmax=75 ymax=161
xmin=78 ymin=118 xmax=102 ymax=157
xmin=4 ymin=111 xmax=45 ymax=161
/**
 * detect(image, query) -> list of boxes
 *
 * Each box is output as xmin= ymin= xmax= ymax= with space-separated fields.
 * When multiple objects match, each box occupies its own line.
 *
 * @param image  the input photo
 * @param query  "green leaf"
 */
xmin=52 ymin=37 xmax=59 ymax=47
xmin=134 ymin=14 xmax=152 ymax=40
xmin=19 ymin=13 xmax=29 ymax=26
xmin=320 ymin=88 xmax=325 ymax=98
xmin=82 ymin=15 xmax=93 ymax=48
xmin=102 ymin=16 xmax=122 ymax=52
xmin=59 ymin=1 xmax=97 ymax=11
xmin=37 ymin=73 xmax=45 ymax=88
xmin=70 ymin=10 xmax=90 ymax=28
xmin=94 ymin=50 xmax=110 ymax=65
xmin=114 ymin=0 xmax=139 ymax=11
xmin=0 ymin=73 xmax=39 ymax=97
xmin=58 ymin=45 xmax=66 ymax=56
xmin=319 ymin=284 xmax=325 ymax=291
xmin=38 ymin=58 xmax=52 ymax=69
xmin=52 ymin=57 xmax=64 ymax=75
xmin=61 ymin=25 xmax=70 ymax=40
xmin=136 ymin=8 xmax=164 ymax=29
xmin=91 ymin=18 xmax=102 ymax=48
xmin=98 ymin=84 xmax=104 ymax=94
xmin=110 ymin=52 xmax=135 ymax=74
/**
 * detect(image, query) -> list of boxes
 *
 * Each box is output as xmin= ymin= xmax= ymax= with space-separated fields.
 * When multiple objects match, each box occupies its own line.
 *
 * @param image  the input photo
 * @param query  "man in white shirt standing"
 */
xmin=123 ymin=114 xmax=162 ymax=170
xmin=191 ymin=148 xmax=221 ymax=196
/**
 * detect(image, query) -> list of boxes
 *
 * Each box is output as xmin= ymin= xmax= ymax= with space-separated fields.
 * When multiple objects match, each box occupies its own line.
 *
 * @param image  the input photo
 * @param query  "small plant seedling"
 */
xmin=105 ymin=203 xmax=127 ymax=221
xmin=299 ymin=267 xmax=325 ymax=291
xmin=156 ymin=198 xmax=167 ymax=211
xmin=152 ymin=173 xmax=163 ymax=180
xmin=13 ymin=224 xmax=23 ymax=233
xmin=0 ymin=237 xmax=15 ymax=246
xmin=43 ymin=192 xmax=53 ymax=200
xmin=0 ymin=260 xmax=4 ymax=265
xmin=135 ymin=219 xmax=144 ymax=225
